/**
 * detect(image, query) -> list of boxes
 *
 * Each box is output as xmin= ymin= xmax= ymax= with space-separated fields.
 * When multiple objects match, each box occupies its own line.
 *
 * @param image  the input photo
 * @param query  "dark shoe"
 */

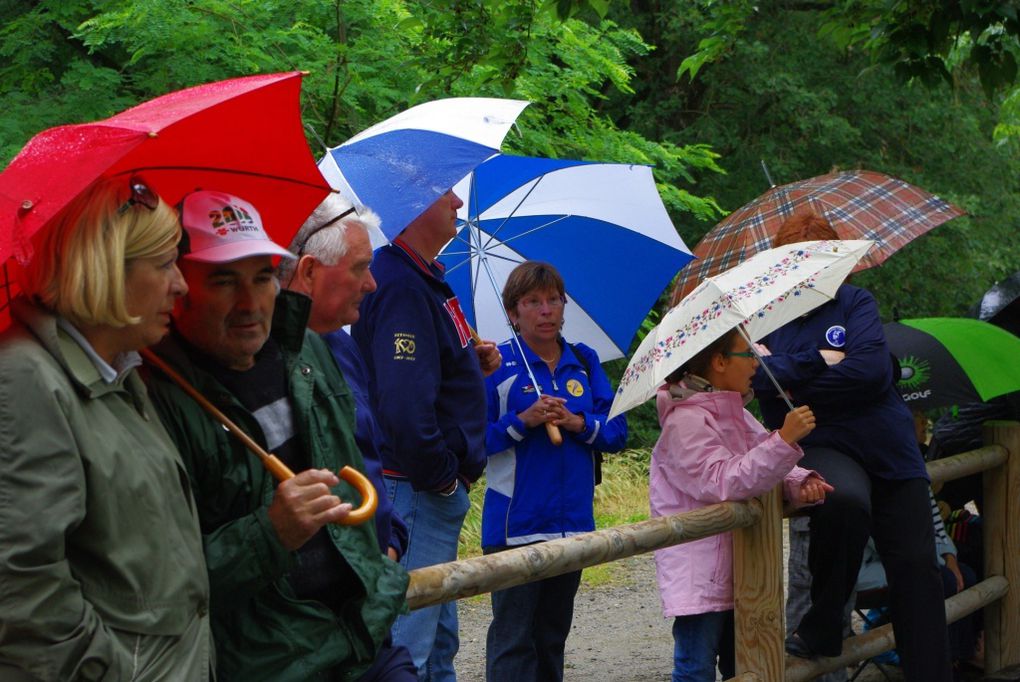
xmin=785 ymin=632 xmax=815 ymax=659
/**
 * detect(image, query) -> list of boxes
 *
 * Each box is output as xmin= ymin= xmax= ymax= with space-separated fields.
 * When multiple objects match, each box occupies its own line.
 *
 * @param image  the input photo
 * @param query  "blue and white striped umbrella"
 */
xmin=318 ymin=97 xmax=529 ymax=241
xmin=438 ymin=154 xmax=693 ymax=362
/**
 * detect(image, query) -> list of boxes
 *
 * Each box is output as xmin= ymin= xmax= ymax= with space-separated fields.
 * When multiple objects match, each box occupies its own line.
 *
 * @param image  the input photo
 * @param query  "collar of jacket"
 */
xmin=12 ymin=295 xmax=136 ymax=400
xmin=517 ymin=336 xmax=583 ymax=372
xmin=271 ymin=289 xmax=313 ymax=355
xmin=391 ymin=237 xmax=446 ymax=281
xmin=670 ymin=373 xmax=754 ymax=406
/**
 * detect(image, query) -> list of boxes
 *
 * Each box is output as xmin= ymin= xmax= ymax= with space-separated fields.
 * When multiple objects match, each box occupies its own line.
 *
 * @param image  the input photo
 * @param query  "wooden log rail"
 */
xmin=784 ymin=576 xmax=1009 ymax=682
xmin=404 ymin=421 xmax=1020 ymax=680
xmin=407 ymin=497 xmax=763 ymax=610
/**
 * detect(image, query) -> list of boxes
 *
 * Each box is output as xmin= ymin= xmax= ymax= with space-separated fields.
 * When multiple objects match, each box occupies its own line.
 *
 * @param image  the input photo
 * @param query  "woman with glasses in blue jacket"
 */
xmin=481 ymin=261 xmax=628 ymax=682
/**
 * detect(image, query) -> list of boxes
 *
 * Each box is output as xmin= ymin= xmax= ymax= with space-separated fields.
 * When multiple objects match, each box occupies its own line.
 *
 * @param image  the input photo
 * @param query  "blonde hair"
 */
xmin=23 ymin=176 xmax=181 ymax=327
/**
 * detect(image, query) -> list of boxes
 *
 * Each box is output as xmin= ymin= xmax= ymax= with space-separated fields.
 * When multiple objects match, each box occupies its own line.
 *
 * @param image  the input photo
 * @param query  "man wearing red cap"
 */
xmin=145 ymin=190 xmax=408 ymax=682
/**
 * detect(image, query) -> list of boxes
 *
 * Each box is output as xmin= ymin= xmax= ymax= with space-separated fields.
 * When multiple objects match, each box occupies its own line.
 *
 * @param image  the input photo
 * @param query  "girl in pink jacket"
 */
xmin=650 ymin=328 xmax=831 ymax=682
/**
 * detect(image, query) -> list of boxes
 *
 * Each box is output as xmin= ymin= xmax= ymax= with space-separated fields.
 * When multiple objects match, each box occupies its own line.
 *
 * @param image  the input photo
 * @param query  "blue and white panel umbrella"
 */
xmin=438 ymin=154 xmax=694 ymax=362
xmin=318 ymin=97 xmax=529 ymax=242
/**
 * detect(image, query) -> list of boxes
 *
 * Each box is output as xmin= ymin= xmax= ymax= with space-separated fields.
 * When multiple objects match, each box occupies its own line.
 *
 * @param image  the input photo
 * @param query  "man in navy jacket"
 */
xmin=352 ymin=189 xmax=501 ymax=681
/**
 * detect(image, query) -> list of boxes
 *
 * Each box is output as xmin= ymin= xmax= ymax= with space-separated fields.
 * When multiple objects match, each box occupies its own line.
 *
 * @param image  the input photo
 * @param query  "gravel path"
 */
xmin=456 ymin=553 xmax=676 ymax=681
xmin=453 ymin=542 xmax=902 ymax=681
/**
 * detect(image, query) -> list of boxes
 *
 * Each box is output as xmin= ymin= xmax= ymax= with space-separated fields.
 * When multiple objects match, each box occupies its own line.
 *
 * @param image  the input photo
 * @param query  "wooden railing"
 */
xmin=405 ymin=420 xmax=1020 ymax=680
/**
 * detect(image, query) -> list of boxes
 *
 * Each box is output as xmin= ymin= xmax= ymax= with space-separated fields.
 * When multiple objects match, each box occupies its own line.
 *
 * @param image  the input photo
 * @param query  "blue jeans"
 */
xmin=386 ymin=478 xmax=470 ymax=682
xmin=485 ymin=563 xmax=581 ymax=682
xmin=671 ymin=611 xmax=734 ymax=682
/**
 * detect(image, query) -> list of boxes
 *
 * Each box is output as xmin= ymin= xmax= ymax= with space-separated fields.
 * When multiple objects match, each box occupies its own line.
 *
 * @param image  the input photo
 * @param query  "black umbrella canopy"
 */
xmin=886 ymin=322 xmax=983 ymax=411
xmin=971 ymin=271 xmax=1020 ymax=337
xmin=885 ymin=318 xmax=1020 ymax=413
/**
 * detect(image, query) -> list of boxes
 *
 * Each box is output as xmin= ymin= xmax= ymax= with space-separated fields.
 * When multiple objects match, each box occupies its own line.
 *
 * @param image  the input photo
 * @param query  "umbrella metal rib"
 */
xmin=443 ymin=214 xmax=572 ymax=263
xmin=112 ymin=165 xmax=332 ymax=190
xmin=736 ymin=325 xmax=795 ymax=411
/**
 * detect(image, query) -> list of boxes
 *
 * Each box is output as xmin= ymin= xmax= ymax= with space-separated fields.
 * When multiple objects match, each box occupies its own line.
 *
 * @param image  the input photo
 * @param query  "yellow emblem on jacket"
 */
xmin=393 ymin=332 xmax=416 ymax=360
xmin=566 ymin=379 xmax=584 ymax=397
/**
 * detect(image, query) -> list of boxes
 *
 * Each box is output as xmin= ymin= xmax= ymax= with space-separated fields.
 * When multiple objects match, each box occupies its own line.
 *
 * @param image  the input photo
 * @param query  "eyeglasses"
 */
xmin=724 ymin=351 xmax=756 ymax=358
xmin=295 ymin=206 xmax=358 ymax=256
xmin=518 ymin=296 xmax=566 ymax=311
xmin=117 ymin=179 xmax=158 ymax=215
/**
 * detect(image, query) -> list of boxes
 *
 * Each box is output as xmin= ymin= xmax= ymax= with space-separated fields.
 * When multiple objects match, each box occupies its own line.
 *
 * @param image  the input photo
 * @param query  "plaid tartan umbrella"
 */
xmin=671 ymin=170 xmax=965 ymax=304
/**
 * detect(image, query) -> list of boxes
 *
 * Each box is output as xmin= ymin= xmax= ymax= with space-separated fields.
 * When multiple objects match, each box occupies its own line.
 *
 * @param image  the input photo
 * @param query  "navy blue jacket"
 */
xmin=482 ymin=339 xmax=627 ymax=547
xmin=752 ymin=284 xmax=927 ymax=480
xmin=322 ymin=329 xmax=408 ymax=557
xmin=352 ymin=240 xmax=487 ymax=491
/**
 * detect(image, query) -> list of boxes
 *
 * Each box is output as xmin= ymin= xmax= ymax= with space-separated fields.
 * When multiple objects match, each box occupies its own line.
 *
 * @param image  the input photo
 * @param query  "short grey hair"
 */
xmin=279 ymin=193 xmax=381 ymax=282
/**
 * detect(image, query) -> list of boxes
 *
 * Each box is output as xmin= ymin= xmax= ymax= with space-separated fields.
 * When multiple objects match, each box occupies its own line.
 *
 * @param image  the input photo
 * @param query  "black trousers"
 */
xmin=485 ymin=567 xmax=582 ymax=682
xmin=795 ymin=447 xmax=951 ymax=682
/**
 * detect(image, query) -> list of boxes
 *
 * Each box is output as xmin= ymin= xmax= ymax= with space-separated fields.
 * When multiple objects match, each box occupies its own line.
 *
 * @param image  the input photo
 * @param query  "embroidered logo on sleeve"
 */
xmin=393 ymin=332 xmax=416 ymax=360
xmin=824 ymin=325 xmax=847 ymax=348
xmin=443 ymin=297 xmax=472 ymax=348
xmin=566 ymin=379 xmax=585 ymax=397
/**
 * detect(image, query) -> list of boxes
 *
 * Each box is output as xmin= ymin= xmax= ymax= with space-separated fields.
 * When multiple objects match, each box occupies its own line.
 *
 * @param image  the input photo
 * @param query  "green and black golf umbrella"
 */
xmin=884 ymin=317 xmax=1020 ymax=411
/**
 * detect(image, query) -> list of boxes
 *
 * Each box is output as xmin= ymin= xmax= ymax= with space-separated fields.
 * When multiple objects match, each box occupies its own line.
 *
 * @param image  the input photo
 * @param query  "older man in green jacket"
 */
xmin=144 ymin=190 xmax=408 ymax=681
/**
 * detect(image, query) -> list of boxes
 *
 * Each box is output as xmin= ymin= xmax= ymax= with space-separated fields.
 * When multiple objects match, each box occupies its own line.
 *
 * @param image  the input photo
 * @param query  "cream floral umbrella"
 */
xmin=608 ymin=239 xmax=875 ymax=419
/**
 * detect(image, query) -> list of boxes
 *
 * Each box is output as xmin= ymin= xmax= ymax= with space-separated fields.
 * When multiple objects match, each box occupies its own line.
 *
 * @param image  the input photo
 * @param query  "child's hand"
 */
xmin=794 ymin=475 xmax=833 ymax=505
xmin=778 ymin=405 xmax=816 ymax=444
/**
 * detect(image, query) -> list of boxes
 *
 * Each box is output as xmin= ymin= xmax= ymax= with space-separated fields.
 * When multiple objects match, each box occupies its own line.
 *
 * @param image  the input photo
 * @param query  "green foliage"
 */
xmin=607 ymin=3 xmax=1020 ymax=322
xmin=0 ymin=0 xmax=723 ymax=229
xmin=675 ymin=0 xmax=756 ymax=82
xmin=819 ymin=0 xmax=1020 ymax=94
xmin=994 ymin=84 xmax=1020 ymax=148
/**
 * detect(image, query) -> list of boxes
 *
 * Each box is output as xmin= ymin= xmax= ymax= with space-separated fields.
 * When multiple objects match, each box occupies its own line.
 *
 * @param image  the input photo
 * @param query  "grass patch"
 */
xmin=458 ymin=448 xmax=652 ymax=560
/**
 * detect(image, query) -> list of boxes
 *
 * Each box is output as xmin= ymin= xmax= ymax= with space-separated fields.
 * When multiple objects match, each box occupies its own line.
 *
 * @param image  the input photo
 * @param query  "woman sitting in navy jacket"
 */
xmin=753 ymin=210 xmax=950 ymax=682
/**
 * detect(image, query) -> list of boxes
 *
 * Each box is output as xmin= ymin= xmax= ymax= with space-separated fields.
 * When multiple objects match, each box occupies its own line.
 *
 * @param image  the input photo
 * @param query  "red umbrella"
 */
xmin=670 ymin=170 xmax=965 ymax=304
xmin=0 ymin=71 xmax=330 ymax=324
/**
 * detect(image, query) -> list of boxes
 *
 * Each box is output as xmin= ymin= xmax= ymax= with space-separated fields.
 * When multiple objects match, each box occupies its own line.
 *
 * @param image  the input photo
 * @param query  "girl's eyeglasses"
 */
xmin=724 ymin=351 xmax=756 ymax=358
xmin=117 ymin=179 xmax=159 ymax=215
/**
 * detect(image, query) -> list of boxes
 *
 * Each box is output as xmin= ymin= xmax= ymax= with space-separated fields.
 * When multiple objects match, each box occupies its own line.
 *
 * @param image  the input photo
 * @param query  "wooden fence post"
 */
xmin=732 ymin=485 xmax=784 ymax=680
xmin=982 ymin=421 xmax=1020 ymax=675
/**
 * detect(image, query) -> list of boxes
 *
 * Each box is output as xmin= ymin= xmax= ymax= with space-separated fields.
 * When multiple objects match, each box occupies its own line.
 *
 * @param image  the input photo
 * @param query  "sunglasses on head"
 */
xmin=295 ymin=205 xmax=358 ymax=256
xmin=117 ymin=178 xmax=159 ymax=215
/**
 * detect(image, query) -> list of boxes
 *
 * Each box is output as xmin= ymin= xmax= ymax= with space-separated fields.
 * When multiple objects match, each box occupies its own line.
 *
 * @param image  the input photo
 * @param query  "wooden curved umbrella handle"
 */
xmin=337 ymin=465 xmax=378 ymax=526
xmin=545 ymin=422 xmax=563 ymax=445
xmin=139 ymin=349 xmax=378 ymax=526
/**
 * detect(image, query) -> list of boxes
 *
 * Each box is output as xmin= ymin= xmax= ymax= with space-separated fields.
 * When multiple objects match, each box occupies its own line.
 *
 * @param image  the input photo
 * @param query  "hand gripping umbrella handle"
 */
xmin=466 ymin=324 xmax=564 ymax=446
xmin=140 ymin=349 xmax=377 ymax=526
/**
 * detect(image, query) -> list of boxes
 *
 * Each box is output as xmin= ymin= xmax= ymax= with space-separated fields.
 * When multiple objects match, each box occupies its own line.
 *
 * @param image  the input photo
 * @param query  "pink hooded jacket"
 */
xmin=650 ymin=383 xmax=816 ymax=617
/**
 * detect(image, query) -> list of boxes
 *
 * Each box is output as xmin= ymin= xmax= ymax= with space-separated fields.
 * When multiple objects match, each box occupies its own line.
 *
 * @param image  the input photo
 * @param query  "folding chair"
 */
xmin=848 ymin=587 xmax=896 ymax=682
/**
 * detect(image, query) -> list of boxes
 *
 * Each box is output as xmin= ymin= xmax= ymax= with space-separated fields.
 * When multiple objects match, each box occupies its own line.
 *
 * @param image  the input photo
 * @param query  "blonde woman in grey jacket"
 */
xmin=0 ymin=177 xmax=212 ymax=681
